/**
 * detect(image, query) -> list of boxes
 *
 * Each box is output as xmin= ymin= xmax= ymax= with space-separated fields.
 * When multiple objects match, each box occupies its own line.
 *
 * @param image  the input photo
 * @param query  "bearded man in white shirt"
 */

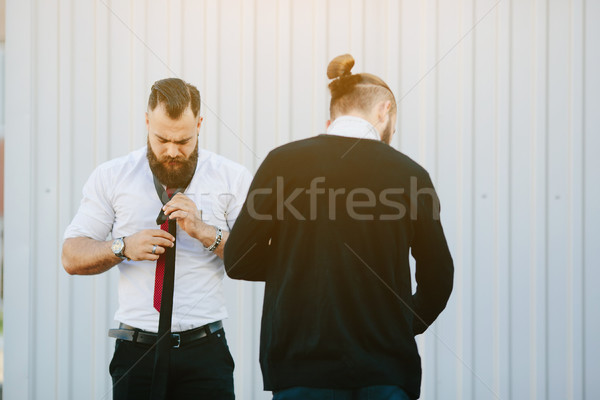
xmin=62 ymin=78 xmax=252 ymax=400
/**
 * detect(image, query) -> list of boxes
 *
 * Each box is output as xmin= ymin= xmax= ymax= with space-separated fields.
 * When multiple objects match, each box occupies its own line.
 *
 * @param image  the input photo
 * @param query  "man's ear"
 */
xmin=377 ymin=101 xmax=392 ymax=123
xmin=326 ymin=119 xmax=332 ymax=130
xmin=145 ymin=112 xmax=150 ymax=129
xmin=197 ymin=116 xmax=204 ymax=132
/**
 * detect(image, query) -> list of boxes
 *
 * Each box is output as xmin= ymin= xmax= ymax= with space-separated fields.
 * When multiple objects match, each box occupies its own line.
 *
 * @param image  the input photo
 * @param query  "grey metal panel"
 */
xmin=4 ymin=0 xmax=33 ymax=398
xmin=509 ymin=1 xmax=536 ymax=398
xmin=4 ymin=0 xmax=600 ymax=399
xmin=583 ymin=2 xmax=600 ymax=399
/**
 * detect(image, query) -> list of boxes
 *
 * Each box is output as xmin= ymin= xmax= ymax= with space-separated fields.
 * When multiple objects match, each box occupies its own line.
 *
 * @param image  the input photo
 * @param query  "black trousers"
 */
xmin=109 ymin=328 xmax=235 ymax=400
xmin=272 ymin=386 xmax=413 ymax=400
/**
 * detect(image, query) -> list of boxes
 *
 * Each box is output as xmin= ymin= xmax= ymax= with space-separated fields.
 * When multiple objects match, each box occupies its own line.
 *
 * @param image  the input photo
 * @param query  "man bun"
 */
xmin=326 ymin=53 xmax=397 ymax=120
xmin=327 ymin=54 xmax=355 ymax=79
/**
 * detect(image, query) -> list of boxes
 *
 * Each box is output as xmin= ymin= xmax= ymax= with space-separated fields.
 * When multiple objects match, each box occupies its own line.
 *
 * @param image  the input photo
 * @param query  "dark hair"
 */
xmin=327 ymin=54 xmax=396 ymax=119
xmin=148 ymin=78 xmax=201 ymax=119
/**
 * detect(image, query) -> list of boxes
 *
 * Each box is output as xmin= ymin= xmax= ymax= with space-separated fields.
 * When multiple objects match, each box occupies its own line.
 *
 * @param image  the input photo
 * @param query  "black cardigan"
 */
xmin=224 ymin=135 xmax=454 ymax=399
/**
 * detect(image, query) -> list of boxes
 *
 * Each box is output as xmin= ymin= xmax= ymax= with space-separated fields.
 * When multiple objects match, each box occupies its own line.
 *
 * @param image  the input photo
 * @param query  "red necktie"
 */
xmin=153 ymin=188 xmax=175 ymax=312
xmin=153 ymin=220 xmax=170 ymax=312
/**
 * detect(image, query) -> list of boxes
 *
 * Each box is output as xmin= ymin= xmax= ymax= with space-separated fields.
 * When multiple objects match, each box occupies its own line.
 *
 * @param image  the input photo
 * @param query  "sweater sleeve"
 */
xmin=224 ymin=153 xmax=277 ymax=281
xmin=410 ymin=172 xmax=454 ymax=335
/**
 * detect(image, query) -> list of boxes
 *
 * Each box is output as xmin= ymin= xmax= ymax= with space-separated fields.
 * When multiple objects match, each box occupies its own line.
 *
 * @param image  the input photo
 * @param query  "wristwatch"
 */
xmin=111 ymin=237 xmax=127 ymax=260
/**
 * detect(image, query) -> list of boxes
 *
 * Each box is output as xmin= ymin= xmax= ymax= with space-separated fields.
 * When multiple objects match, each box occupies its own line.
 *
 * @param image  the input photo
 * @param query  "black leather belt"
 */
xmin=108 ymin=320 xmax=223 ymax=349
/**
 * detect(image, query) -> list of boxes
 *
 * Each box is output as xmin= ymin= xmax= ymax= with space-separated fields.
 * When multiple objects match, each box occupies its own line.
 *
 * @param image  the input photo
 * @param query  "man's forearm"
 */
xmin=62 ymin=237 xmax=123 ymax=275
xmin=191 ymin=224 xmax=229 ymax=259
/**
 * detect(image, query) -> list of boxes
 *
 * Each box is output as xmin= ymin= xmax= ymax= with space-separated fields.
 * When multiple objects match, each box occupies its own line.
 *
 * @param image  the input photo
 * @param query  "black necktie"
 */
xmin=150 ymin=176 xmax=183 ymax=400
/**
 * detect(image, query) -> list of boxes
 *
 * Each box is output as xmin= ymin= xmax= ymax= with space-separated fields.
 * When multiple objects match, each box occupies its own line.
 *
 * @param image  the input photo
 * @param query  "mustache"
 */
xmin=159 ymin=155 xmax=187 ymax=163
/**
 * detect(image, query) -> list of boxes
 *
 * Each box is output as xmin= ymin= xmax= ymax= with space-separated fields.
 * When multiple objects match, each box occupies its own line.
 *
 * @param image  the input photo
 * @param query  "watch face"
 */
xmin=112 ymin=238 xmax=124 ymax=255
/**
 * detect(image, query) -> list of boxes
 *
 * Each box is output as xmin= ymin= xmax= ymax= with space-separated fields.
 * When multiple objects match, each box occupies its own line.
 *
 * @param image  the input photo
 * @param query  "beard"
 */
xmin=380 ymin=118 xmax=393 ymax=145
xmin=147 ymin=138 xmax=199 ymax=189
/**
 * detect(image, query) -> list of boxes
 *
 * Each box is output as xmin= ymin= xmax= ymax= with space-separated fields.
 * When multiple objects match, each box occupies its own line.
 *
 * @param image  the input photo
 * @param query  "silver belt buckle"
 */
xmin=172 ymin=333 xmax=181 ymax=348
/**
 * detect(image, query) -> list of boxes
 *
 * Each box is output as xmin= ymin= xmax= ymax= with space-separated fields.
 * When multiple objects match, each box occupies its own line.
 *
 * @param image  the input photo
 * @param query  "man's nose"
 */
xmin=165 ymin=144 xmax=180 ymax=158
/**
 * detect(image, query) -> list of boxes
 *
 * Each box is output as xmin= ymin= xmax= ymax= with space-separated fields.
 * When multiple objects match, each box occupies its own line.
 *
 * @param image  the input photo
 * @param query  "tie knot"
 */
xmin=166 ymin=187 xmax=176 ymax=198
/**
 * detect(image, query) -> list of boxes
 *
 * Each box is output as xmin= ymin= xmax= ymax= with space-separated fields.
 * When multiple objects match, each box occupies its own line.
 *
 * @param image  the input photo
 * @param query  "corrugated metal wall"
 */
xmin=4 ymin=0 xmax=600 ymax=399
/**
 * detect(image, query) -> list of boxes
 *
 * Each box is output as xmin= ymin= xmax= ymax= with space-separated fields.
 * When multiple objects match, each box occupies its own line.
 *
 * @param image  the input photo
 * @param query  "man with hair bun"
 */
xmin=225 ymin=54 xmax=454 ymax=399
xmin=62 ymin=78 xmax=252 ymax=399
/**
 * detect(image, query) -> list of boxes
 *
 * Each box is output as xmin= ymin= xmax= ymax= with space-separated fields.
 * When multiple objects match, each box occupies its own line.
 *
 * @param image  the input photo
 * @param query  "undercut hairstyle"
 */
xmin=148 ymin=78 xmax=201 ymax=119
xmin=327 ymin=54 xmax=397 ymax=119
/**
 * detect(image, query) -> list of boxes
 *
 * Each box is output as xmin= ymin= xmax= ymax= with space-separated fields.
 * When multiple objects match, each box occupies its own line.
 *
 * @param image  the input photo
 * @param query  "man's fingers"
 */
xmin=163 ymin=204 xmax=188 ymax=215
xmin=150 ymin=229 xmax=175 ymax=242
xmin=152 ymin=245 xmax=166 ymax=255
xmin=153 ymin=237 xmax=174 ymax=248
xmin=125 ymin=230 xmax=174 ymax=261
xmin=168 ymin=210 xmax=189 ymax=220
xmin=133 ymin=253 xmax=160 ymax=262
xmin=167 ymin=192 xmax=190 ymax=203
xmin=164 ymin=195 xmax=194 ymax=212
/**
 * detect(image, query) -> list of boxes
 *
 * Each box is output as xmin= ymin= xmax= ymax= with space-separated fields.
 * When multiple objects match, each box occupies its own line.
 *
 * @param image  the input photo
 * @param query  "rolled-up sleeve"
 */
xmin=224 ymin=168 xmax=253 ymax=230
xmin=63 ymin=166 xmax=114 ymax=241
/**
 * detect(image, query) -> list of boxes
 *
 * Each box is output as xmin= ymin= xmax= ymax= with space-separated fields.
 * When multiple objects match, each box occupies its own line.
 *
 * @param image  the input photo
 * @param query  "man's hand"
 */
xmin=162 ymin=193 xmax=212 ymax=240
xmin=162 ymin=193 xmax=229 ymax=259
xmin=124 ymin=229 xmax=175 ymax=261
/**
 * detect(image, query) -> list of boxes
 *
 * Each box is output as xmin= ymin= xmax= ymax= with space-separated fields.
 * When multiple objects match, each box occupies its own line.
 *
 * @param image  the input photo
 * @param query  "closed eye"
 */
xmin=155 ymin=135 xmax=192 ymax=145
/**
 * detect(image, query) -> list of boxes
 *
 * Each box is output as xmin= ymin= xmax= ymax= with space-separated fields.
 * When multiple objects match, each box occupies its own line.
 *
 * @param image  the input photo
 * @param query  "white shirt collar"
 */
xmin=326 ymin=116 xmax=381 ymax=141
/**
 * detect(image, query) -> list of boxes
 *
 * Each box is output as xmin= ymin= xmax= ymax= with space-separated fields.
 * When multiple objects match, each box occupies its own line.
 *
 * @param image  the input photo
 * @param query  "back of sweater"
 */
xmin=225 ymin=135 xmax=454 ymax=399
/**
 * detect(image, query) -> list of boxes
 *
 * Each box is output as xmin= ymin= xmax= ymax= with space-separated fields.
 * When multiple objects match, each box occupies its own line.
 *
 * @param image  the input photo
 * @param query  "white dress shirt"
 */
xmin=64 ymin=146 xmax=253 ymax=332
xmin=326 ymin=115 xmax=381 ymax=141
